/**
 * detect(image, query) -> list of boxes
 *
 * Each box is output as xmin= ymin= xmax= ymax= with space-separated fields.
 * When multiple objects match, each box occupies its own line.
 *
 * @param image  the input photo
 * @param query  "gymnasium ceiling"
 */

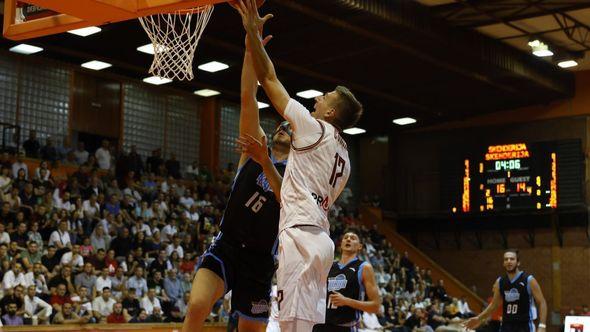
xmin=0 ymin=0 xmax=589 ymax=134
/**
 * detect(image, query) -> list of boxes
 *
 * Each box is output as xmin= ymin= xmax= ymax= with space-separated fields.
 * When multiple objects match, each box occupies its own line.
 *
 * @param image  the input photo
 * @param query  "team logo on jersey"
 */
xmin=311 ymin=192 xmax=330 ymax=211
xmin=328 ymin=274 xmax=348 ymax=292
xmin=256 ymin=173 xmax=274 ymax=193
xmin=250 ymin=300 xmax=270 ymax=314
xmin=504 ymin=288 xmax=520 ymax=302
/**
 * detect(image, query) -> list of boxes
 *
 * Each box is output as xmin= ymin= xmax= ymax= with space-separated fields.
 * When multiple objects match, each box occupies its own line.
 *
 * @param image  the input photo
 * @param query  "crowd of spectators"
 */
xmin=0 ymin=130 xmax=477 ymax=331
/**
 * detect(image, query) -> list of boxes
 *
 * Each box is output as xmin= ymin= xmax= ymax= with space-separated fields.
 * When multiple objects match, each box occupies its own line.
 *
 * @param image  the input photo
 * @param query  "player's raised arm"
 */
xmin=464 ymin=279 xmax=502 ymax=330
xmin=238 ymin=33 xmax=271 ymax=168
xmin=234 ymin=0 xmax=291 ymax=116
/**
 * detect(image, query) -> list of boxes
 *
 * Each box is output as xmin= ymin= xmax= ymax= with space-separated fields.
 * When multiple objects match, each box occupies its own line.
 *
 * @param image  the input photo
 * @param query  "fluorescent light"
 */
xmin=529 ymin=40 xmax=553 ymax=57
xmin=136 ymin=43 xmax=170 ymax=55
xmin=258 ymin=102 xmax=269 ymax=109
xmin=194 ymin=89 xmax=220 ymax=97
xmin=558 ymin=60 xmax=578 ymax=68
xmin=81 ymin=60 xmax=112 ymax=71
xmin=67 ymin=26 xmax=101 ymax=37
xmin=9 ymin=44 xmax=43 ymax=55
xmin=143 ymin=76 xmax=172 ymax=85
xmin=343 ymin=127 xmax=366 ymax=135
xmin=198 ymin=61 xmax=229 ymax=73
xmin=393 ymin=117 xmax=417 ymax=126
xmin=533 ymin=49 xmax=553 ymax=57
xmin=296 ymin=89 xmax=323 ymax=99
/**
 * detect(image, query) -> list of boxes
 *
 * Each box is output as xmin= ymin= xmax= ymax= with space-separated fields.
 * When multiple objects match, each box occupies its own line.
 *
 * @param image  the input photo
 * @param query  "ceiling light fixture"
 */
xmin=393 ymin=117 xmax=417 ymax=126
xmin=528 ymin=39 xmax=553 ymax=57
xmin=67 ymin=26 xmax=102 ymax=37
xmin=258 ymin=102 xmax=269 ymax=109
xmin=296 ymin=89 xmax=323 ymax=99
xmin=9 ymin=44 xmax=43 ymax=55
xmin=198 ymin=61 xmax=229 ymax=73
xmin=136 ymin=43 xmax=170 ymax=55
xmin=143 ymin=76 xmax=172 ymax=85
xmin=194 ymin=89 xmax=220 ymax=97
xmin=81 ymin=60 xmax=112 ymax=71
xmin=558 ymin=60 xmax=578 ymax=68
xmin=343 ymin=127 xmax=366 ymax=135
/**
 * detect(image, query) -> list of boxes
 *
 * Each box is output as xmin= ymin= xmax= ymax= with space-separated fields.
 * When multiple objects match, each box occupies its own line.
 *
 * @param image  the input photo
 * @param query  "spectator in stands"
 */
xmin=11 ymin=152 xmax=28 ymax=180
xmin=92 ymin=287 xmax=116 ymax=322
xmin=130 ymin=308 xmax=149 ymax=323
xmin=141 ymin=288 xmax=161 ymax=315
xmin=40 ymin=137 xmax=59 ymax=163
xmin=53 ymin=302 xmax=89 ymax=324
xmin=110 ymin=266 xmax=126 ymax=299
xmin=0 ymin=166 xmax=12 ymax=195
xmin=11 ymin=222 xmax=28 ymax=249
xmin=41 ymin=246 xmax=59 ymax=277
xmin=3 ymin=262 xmax=26 ymax=291
xmin=126 ymin=266 xmax=148 ymax=298
xmin=0 ymin=223 xmax=10 ymax=245
xmin=147 ymin=306 xmax=164 ymax=323
xmin=61 ymin=244 xmax=84 ymax=273
xmin=95 ymin=140 xmax=112 ymax=170
xmin=186 ymin=161 xmax=199 ymax=180
xmin=23 ymin=130 xmax=40 ymax=158
xmin=166 ymin=234 xmax=183 ymax=259
xmin=164 ymin=268 xmax=182 ymax=305
xmin=90 ymin=225 xmax=110 ymax=252
xmin=27 ymin=222 xmax=43 ymax=250
xmin=107 ymin=302 xmax=130 ymax=323
xmin=24 ymin=284 xmax=52 ymax=324
xmin=75 ymin=263 xmax=96 ymax=296
xmin=2 ymin=302 xmax=24 ymax=326
xmin=111 ymin=226 xmax=133 ymax=259
xmin=49 ymin=220 xmax=72 ymax=252
xmin=50 ymin=283 xmax=72 ymax=311
xmin=122 ymin=287 xmax=141 ymax=317
xmin=48 ymin=266 xmax=75 ymax=296
xmin=24 ymin=262 xmax=48 ymax=294
xmin=73 ymin=142 xmax=89 ymax=165
xmin=165 ymin=153 xmax=181 ymax=179
xmin=21 ymin=241 xmax=42 ymax=270
xmin=149 ymin=249 xmax=168 ymax=276
xmin=176 ymin=291 xmax=190 ymax=318
xmin=146 ymin=149 xmax=163 ymax=176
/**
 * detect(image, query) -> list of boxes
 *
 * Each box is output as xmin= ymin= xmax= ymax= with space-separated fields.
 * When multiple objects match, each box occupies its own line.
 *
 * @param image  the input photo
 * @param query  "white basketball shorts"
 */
xmin=276 ymin=225 xmax=334 ymax=324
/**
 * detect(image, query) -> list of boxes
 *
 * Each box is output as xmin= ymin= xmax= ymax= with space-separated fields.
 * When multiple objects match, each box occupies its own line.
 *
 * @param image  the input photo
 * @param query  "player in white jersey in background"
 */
xmin=234 ymin=1 xmax=364 ymax=330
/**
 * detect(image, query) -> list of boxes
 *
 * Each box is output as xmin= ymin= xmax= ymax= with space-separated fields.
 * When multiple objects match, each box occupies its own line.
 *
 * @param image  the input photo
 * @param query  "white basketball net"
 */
xmin=138 ymin=5 xmax=214 ymax=81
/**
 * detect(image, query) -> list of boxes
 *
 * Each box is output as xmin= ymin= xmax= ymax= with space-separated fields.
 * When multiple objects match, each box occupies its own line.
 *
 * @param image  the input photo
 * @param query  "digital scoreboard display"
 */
xmin=453 ymin=143 xmax=558 ymax=213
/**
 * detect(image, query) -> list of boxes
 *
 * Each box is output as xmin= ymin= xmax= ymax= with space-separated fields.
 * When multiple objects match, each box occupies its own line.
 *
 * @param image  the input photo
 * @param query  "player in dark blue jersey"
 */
xmin=182 ymin=29 xmax=289 ymax=332
xmin=464 ymin=249 xmax=547 ymax=332
xmin=313 ymin=232 xmax=381 ymax=332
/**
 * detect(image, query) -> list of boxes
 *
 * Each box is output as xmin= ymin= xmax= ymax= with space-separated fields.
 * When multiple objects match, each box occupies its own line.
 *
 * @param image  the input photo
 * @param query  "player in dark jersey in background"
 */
xmin=182 ymin=28 xmax=289 ymax=332
xmin=313 ymin=232 xmax=381 ymax=332
xmin=464 ymin=249 xmax=547 ymax=332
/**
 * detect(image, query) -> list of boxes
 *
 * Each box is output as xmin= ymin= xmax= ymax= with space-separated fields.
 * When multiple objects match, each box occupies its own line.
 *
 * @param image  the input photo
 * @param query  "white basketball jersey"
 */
xmin=279 ymin=118 xmax=350 ymax=233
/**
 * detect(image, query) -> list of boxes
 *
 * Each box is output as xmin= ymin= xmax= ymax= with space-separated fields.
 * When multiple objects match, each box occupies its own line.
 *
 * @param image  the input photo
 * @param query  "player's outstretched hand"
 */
xmin=233 ymin=0 xmax=273 ymax=37
xmin=463 ymin=316 xmax=481 ymax=330
xmin=328 ymin=292 xmax=350 ymax=307
xmin=236 ymin=134 xmax=269 ymax=165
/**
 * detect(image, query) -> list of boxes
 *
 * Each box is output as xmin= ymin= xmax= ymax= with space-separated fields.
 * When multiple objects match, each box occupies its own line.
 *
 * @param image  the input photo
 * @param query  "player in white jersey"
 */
xmin=234 ymin=1 xmax=364 ymax=330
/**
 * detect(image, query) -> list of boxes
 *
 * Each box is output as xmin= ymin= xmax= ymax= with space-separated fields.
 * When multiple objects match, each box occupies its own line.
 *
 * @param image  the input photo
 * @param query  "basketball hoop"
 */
xmin=138 ymin=5 xmax=214 ymax=81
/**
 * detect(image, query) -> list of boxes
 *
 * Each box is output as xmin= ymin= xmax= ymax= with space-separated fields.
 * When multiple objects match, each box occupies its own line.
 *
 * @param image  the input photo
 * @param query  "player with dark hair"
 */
xmin=234 ymin=1 xmax=363 ymax=330
xmin=313 ymin=232 xmax=381 ymax=332
xmin=464 ymin=249 xmax=547 ymax=332
xmin=182 ymin=24 xmax=290 ymax=332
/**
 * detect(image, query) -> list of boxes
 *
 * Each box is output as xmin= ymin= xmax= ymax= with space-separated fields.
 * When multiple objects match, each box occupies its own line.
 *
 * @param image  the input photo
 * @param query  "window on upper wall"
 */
xmin=166 ymin=95 xmax=200 ymax=169
xmin=18 ymin=58 xmax=70 ymax=148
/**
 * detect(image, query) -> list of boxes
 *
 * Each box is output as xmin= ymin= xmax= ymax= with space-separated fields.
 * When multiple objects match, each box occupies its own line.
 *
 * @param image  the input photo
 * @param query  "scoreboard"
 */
xmin=453 ymin=142 xmax=558 ymax=213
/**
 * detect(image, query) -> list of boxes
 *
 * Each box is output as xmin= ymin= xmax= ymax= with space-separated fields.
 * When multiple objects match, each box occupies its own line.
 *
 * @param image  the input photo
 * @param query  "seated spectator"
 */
xmin=92 ymin=287 xmax=116 ymax=322
xmin=50 ymin=283 xmax=72 ymax=311
xmin=41 ymin=246 xmax=60 ymax=276
xmin=88 ymin=248 xmax=107 ymax=272
xmin=0 ymin=223 xmax=10 ymax=246
xmin=129 ymin=309 xmax=149 ymax=323
xmin=166 ymin=235 xmax=184 ymax=259
xmin=73 ymin=142 xmax=89 ymax=165
xmin=52 ymin=302 xmax=89 ymax=324
xmin=0 ymin=285 xmax=25 ymax=316
xmin=126 ymin=267 xmax=148 ymax=298
xmin=110 ymin=267 xmax=126 ymax=300
xmin=3 ymin=262 xmax=26 ymax=292
xmin=146 ymin=306 xmax=165 ymax=323
xmin=61 ymin=244 xmax=84 ymax=273
xmin=48 ymin=266 xmax=76 ymax=295
xmin=11 ymin=152 xmax=28 ymax=179
xmin=122 ymin=288 xmax=141 ymax=317
xmin=74 ymin=263 xmax=97 ymax=297
xmin=165 ymin=306 xmax=184 ymax=323
xmin=27 ymin=222 xmax=43 ymax=250
xmin=164 ymin=268 xmax=183 ymax=305
xmin=2 ymin=302 xmax=24 ymax=326
xmin=79 ymin=237 xmax=94 ymax=258
xmin=140 ymin=288 xmax=161 ymax=315
xmin=107 ymin=302 xmax=130 ymax=323
xmin=110 ymin=227 xmax=133 ymax=259
xmin=24 ymin=285 xmax=52 ymax=324
xmin=24 ymin=263 xmax=49 ymax=294
xmin=48 ymin=220 xmax=72 ymax=252
xmin=176 ymin=291 xmax=190 ymax=317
